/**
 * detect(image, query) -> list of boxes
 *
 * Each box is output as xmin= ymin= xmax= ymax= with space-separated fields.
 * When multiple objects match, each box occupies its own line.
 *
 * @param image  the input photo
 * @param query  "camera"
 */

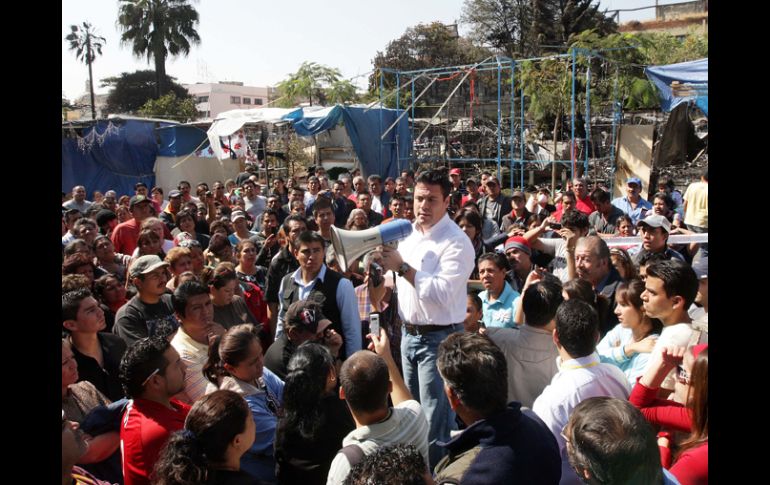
xmin=368 ymin=261 xmax=384 ymax=287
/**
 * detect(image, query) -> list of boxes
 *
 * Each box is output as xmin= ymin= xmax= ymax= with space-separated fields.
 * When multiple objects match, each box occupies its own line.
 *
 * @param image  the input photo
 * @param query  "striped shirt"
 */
xmin=170 ymin=328 xmax=210 ymax=404
xmin=326 ymin=400 xmax=429 ymax=485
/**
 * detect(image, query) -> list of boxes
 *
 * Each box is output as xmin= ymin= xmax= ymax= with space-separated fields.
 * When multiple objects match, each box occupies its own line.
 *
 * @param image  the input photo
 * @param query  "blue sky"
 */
xmin=62 ymin=0 xmax=662 ymax=100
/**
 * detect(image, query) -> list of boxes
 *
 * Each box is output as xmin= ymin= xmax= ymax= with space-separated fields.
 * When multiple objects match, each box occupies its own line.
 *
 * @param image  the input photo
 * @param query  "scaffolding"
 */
xmin=379 ymin=49 xmax=628 ymax=193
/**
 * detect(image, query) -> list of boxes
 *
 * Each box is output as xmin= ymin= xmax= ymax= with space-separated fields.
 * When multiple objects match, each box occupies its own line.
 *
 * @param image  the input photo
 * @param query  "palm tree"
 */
xmin=66 ymin=22 xmax=106 ymax=120
xmin=117 ymin=0 xmax=201 ymax=98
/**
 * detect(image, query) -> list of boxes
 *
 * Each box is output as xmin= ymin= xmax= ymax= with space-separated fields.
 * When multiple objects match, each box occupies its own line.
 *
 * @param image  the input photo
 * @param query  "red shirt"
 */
xmin=121 ymin=398 xmax=191 ymax=485
xmin=111 ymin=219 xmax=141 ymax=256
xmin=630 ymin=380 xmax=707 ymax=485
xmin=575 ymin=195 xmax=595 ymax=215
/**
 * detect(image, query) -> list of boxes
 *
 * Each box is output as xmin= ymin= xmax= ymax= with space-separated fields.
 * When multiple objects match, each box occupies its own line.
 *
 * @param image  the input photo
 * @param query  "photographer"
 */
xmin=354 ymin=250 xmax=402 ymax=368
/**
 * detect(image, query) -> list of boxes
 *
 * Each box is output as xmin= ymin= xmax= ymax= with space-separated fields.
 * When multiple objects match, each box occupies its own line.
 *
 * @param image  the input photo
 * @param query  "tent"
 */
xmin=207 ymin=104 xmax=411 ymax=180
xmin=645 ymin=58 xmax=708 ymax=117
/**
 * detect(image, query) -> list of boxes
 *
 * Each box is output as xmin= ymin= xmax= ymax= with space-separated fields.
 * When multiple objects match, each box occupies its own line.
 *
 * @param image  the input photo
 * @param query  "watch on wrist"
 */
xmin=397 ymin=262 xmax=410 ymax=277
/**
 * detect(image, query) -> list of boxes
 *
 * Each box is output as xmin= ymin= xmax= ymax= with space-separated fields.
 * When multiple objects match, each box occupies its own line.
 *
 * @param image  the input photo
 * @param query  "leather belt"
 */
xmin=403 ymin=323 xmax=458 ymax=336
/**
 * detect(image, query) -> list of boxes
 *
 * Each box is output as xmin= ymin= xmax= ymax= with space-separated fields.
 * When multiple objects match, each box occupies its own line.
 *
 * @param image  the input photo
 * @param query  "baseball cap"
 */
xmin=231 ymin=210 xmax=247 ymax=222
xmin=627 ymin=177 xmax=642 ymax=188
xmin=692 ymin=256 xmax=708 ymax=280
xmin=285 ymin=301 xmax=331 ymax=334
xmin=637 ymin=214 xmax=671 ymax=233
xmin=168 ymin=189 xmax=182 ymax=199
xmin=511 ymin=190 xmax=526 ymax=200
xmin=504 ymin=236 xmax=531 ymax=255
xmin=129 ymin=195 xmax=151 ymax=209
xmin=128 ymin=255 xmax=170 ymax=279
xmin=449 ymin=168 xmax=462 ymax=176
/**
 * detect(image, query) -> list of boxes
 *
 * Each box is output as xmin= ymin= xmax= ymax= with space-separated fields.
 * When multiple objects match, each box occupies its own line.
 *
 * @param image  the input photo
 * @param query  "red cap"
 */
xmin=504 ymin=236 xmax=531 ymax=255
xmin=449 ymin=168 xmax=461 ymax=175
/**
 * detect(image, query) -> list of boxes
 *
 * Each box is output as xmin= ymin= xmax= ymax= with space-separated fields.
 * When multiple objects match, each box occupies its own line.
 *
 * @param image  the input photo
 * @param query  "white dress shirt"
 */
xmin=395 ymin=213 xmax=475 ymax=325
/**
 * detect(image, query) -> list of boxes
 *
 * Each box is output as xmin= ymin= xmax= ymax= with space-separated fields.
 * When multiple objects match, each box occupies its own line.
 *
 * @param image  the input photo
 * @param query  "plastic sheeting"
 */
xmin=645 ymin=58 xmax=708 ymax=117
xmin=206 ymin=107 xmax=302 ymax=159
xmin=157 ymin=124 xmax=210 ymax=157
xmin=62 ymin=119 xmax=167 ymax=198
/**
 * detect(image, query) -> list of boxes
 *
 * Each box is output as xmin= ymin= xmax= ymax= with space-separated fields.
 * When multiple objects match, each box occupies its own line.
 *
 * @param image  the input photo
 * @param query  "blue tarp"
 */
xmin=291 ymin=105 xmax=410 ymax=180
xmin=645 ymin=58 xmax=708 ymax=117
xmin=62 ymin=119 xmax=170 ymax=198
xmin=157 ymin=124 xmax=210 ymax=156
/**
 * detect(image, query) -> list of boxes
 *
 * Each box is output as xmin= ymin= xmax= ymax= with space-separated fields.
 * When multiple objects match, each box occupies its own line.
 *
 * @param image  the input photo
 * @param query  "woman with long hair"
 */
xmin=203 ymin=324 xmax=284 ymax=483
xmin=209 ymin=263 xmax=260 ymax=330
xmin=630 ymin=344 xmax=708 ymax=485
xmin=454 ymin=209 xmax=485 ymax=279
xmin=596 ymin=279 xmax=662 ymax=384
xmin=173 ymin=209 xmax=211 ymax=249
xmin=136 ymin=228 xmax=166 ymax=260
xmin=609 ymin=247 xmax=638 ymax=281
xmin=274 ymin=343 xmax=355 ymax=484
xmin=153 ymin=390 xmax=256 ymax=485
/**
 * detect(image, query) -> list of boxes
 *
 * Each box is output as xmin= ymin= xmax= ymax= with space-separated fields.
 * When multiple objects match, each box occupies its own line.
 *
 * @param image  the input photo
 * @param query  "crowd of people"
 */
xmin=61 ymin=163 xmax=708 ymax=485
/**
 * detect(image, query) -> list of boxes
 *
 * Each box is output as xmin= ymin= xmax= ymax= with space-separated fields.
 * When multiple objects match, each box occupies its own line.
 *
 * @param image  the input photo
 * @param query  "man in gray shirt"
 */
xmin=62 ymin=185 xmax=93 ymax=214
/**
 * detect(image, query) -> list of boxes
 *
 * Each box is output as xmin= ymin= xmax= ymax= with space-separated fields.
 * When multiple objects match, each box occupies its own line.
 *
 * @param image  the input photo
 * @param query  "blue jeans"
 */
xmin=401 ymin=324 xmax=462 ymax=468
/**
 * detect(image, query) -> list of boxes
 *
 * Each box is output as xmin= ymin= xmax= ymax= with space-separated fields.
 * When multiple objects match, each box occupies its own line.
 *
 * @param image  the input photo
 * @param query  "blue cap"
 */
xmin=627 ymin=177 xmax=642 ymax=188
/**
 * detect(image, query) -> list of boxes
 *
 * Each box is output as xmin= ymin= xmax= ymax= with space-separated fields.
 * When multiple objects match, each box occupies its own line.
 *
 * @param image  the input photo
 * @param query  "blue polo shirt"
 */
xmin=611 ymin=196 xmax=652 ymax=225
xmin=479 ymin=281 xmax=520 ymax=329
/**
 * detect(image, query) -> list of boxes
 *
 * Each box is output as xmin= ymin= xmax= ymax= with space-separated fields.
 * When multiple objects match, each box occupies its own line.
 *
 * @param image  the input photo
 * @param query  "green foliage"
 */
xmin=101 ymin=70 xmax=190 ymax=115
xmin=275 ymin=62 xmax=358 ymax=107
xmin=138 ymin=92 xmax=198 ymax=121
xmin=117 ymin=0 xmax=200 ymax=96
xmin=66 ymin=22 xmax=106 ymax=120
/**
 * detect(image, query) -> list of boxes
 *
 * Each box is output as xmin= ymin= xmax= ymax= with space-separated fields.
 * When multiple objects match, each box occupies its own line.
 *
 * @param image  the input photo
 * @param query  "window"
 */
xmin=243 ymin=97 xmax=251 ymax=105
xmin=255 ymin=98 xmax=263 ymax=105
xmin=230 ymin=96 xmax=241 ymax=104
xmin=196 ymin=95 xmax=209 ymax=103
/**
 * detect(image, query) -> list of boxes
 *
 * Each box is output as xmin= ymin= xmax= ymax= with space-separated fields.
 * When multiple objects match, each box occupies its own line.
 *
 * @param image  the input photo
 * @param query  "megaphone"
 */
xmin=330 ymin=219 xmax=413 ymax=271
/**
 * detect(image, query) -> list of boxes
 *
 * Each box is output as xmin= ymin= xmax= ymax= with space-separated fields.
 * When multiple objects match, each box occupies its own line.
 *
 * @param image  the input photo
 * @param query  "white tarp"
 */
xmin=207 ymin=107 xmax=302 ymax=160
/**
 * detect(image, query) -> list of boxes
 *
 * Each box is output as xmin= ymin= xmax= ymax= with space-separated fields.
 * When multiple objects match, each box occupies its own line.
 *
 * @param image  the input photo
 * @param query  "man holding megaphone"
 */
xmin=378 ymin=169 xmax=476 ymax=468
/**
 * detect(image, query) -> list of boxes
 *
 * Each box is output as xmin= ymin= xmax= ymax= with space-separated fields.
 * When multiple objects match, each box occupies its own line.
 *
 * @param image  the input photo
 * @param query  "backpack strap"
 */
xmin=338 ymin=444 xmax=366 ymax=468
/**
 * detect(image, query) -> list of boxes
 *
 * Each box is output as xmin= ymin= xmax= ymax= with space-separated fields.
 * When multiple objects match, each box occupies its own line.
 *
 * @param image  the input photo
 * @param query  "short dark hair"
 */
xmin=367 ymin=174 xmax=382 ymax=184
xmin=172 ymin=280 xmax=210 ymax=317
xmin=467 ymin=292 xmax=482 ymax=312
xmin=590 ymin=188 xmax=610 ymax=204
xmin=415 ymin=169 xmax=452 ymax=198
xmin=644 ymin=259 xmax=699 ymax=308
xmin=561 ymin=190 xmax=577 ymax=202
xmin=566 ymin=397 xmax=663 ymax=485
xmin=261 ymin=208 xmax=279 ymax=222
xmin=345 ymin=444 xmax=427 ymax=485
xmin=296 ymin=231 xmax=325 ymax=249
xmin=453 ymin=209 xmax=482 ymax=237
xmin=119 ymin=337 xmax=172 ymax=398
xmin=555 ymin=299 xmax=599 ymax=358
xmin=62 ymin=288 xmax=93 ymax=323
xmin=523 ymin=279 xmax=564 ymax=327
xmin=178 ymin=180 xmax=191 ymax=189
xmin=312 ymin=196 xmax=333 ymax=215
xmin=477 ymin=252 xmax=510 ymax=272
xmin=653 ymin=192 xmax=674 ymax=210
xmin=284 ymin=213 xmax=309 ymax=229
xmin=437 ymin=332 xmax=508 ymax=416
xmin=339 ymin=351 xmax=390 ymax=414
xmin=638 ymin=250 xmax=671 ymax=267
xmin=561 ymin=209 xmax=589 ymax=231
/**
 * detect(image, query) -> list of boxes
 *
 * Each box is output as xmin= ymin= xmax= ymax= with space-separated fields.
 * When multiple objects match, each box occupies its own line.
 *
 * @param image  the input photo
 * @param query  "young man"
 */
xmin=640 ymin=259 xmax=706 ymax=392
xmin=304 ymin=175 xmax=322 ymax=207
xmin=113 ymin=255 xmax=178 ymax=346
xmin=276 ymin=231 xmax=362 ymax=359
xmin=628 ymin=214 xmax=685 ymax=265
xmin=501 ymin=190 xmax=532 ymax=232
xmin=241 ymin=178 xmax=267 ymax=226
xmin=356 ymin=191 xmax=384 ymax=227
xmin=265 ymin=214 xmax=308 ymax=338
xmin=327 ymin=332 xmax=429 ymax=485
xmin=503 ymin=236 xmax=534 ymax=293
xmin=169 ymin=281 xmax=225 ymax=404
xmin=448 ymin=168 xmax=466 ymax=195
xmin=367 ymin=174 xmax=390 ymax=215
xmin=683 ymin=168 xmax=708 ymax=233
xmin=588 ymin=188 xmax=625 ymax=235
xmin=252 ymin=209 xmax=281 ymax=267
xmin=532 ymin=300 xmax=630 ymax=484
xmin=119 ymin=337 xmax=190 ymax=485
xmin=381 ymin=195 xmax=405 ymax=224
xmin=524 ymin=209 xmax=590 ymax=283
xmin=62 ymin=288 xmax=128 ymax=402
xmin=379 ymin=169 xmax=475 ymax=466
xmin=111 ymin=195 xmax=153 ymax=255
xmin=486 ymin=278 xmax=562 ymax=408
xmin=434 ymin=332 xmax=561 ymax=484
xmin=611 ymin=177 xmax=652 ymax=225
xmin=159 ymin=189 xmax=183 ymax=232
xmin=477 ymin=252 xmax=519 ymax=329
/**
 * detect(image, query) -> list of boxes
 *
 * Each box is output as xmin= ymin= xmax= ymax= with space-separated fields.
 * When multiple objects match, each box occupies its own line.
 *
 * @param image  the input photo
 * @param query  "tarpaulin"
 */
xmin=156 ymin=124 xmax=210 ymax=157
xmin=62 ymin=119 xmax=166 ymax=198
xmin=206 ymin=107 xmax=302 ymax=160
xmin=645 ymin=58 xmax=708 ymax=117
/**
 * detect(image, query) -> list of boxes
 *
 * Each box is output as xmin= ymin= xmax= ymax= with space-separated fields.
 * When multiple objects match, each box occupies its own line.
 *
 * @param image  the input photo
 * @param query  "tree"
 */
xmin=138 ymin=92 xmax=198 ymax=121
xmin=117 ymin=0 xmax=200 ymax=98
xmin=65 ymin=22 xmax=106 ymax=120
xmin=101 ymin=70 xmax=190 ymax=115
xmin=275 ymin=62 xmax=358 ymax=107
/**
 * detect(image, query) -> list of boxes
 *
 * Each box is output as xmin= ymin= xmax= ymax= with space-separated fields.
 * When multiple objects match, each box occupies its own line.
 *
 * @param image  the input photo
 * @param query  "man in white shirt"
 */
xmin=241 ymin=178 xmax=267 ymax=226
xmin=380 ymin=169 xmax=475 ymax=467
xmin=533 ymin=299 xmax=630 ymax=485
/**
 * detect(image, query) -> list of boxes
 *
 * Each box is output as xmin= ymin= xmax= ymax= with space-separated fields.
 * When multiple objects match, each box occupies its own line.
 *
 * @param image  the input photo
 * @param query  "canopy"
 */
xmin=206 ymin=107 xmax=303 ymax=159
xmin=645 ymin=58 xmax=708 ymax=117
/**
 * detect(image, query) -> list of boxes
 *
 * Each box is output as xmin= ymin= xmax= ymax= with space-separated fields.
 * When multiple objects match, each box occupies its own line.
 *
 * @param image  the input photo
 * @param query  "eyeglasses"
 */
xmin=676 ymin=365 xmax=691 ymax=385
xmin=142 ymin=367 xmax=161 ymax=386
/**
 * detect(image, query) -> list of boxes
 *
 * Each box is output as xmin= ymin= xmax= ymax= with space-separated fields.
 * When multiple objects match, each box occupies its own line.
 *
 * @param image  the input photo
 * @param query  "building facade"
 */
xmin=184 ymin=82 xmax=276 ymax=120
